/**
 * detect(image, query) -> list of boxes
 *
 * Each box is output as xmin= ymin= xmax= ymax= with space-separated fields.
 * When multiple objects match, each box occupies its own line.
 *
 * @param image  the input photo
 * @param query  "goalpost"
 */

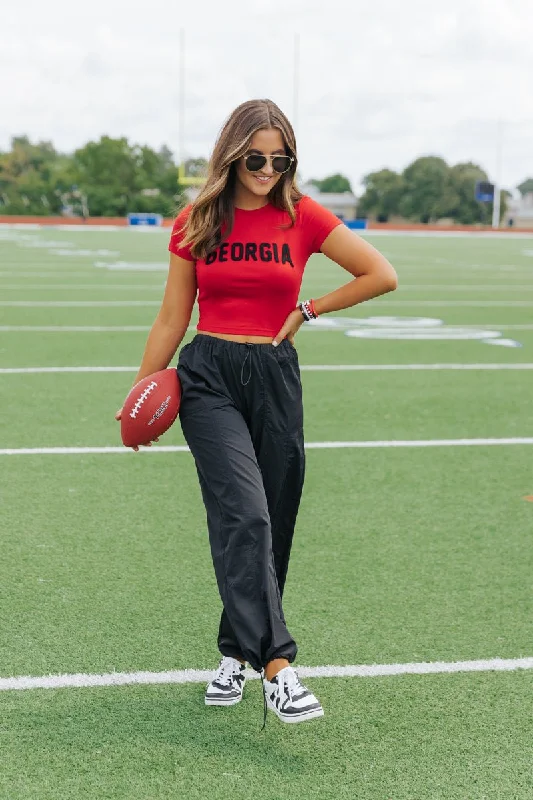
xmin=176 ymin=30 xmax=301 ymax=188
xmin=177 ymin=29 xmax=205 ymax=189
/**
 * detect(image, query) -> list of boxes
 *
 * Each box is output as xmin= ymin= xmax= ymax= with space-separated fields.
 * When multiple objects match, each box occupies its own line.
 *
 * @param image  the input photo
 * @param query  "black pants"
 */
xmin=177 ymin=334 xmax=305 ymax=672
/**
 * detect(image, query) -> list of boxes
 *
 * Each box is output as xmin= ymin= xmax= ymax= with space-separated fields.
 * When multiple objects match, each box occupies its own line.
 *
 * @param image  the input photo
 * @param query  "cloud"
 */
xmin=1 ymin=0 xmax=532 ymax=191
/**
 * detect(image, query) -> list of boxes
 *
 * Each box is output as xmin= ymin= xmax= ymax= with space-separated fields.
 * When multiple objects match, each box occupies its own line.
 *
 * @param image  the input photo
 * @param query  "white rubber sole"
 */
xmin=266 ymin=697 xmax=325 ymax=724
xmin=205 ymin=694 xmax=243 ymax=706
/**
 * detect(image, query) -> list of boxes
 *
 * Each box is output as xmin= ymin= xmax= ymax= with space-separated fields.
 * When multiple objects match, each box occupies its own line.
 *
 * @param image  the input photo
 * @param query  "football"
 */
xmin=120 ymin=369 xmax=181 ymax=448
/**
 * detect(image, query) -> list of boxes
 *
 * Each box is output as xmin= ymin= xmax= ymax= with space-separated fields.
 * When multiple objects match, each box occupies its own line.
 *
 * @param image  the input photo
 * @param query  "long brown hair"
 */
xmin=178 ymin=99 xmax=302 ymax=260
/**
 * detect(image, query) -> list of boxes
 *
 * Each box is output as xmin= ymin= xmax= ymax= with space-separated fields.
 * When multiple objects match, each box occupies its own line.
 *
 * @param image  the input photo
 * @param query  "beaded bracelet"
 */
xmin=299 ymin=299 xmax=318 ymax=321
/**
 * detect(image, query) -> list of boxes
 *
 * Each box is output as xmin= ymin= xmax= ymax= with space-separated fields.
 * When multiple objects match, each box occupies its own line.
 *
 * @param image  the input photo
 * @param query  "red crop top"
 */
xmin=168 ymin=195 xmax=343 ymax=337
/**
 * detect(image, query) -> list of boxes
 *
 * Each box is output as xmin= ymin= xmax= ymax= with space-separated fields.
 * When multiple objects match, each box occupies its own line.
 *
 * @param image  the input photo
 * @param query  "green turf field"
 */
xmin=1 ymin=225 xmax=533 ymax=799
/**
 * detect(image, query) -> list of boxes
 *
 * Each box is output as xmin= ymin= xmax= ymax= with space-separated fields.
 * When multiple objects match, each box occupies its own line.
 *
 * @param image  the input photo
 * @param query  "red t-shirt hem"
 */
xmin=196 ymin=323 xmax=283 ymax=337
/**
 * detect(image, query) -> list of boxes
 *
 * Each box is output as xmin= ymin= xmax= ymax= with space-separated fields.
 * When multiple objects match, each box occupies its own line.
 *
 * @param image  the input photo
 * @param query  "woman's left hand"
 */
xmin=272 ymin=308 xmax=305 ymax=347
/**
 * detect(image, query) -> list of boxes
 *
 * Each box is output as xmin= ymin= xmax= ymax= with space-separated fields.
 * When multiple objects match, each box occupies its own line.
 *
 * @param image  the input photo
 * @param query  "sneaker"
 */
xmin=263 ymin=666 xmax=324 ymax=724
xmin=205 ymin=656 xmax=246 ymax=706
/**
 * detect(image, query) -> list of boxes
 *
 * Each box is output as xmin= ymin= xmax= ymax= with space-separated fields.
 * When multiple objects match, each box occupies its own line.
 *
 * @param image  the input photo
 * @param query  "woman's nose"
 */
xmin=261 ymin=157 xmax=274 ymax=175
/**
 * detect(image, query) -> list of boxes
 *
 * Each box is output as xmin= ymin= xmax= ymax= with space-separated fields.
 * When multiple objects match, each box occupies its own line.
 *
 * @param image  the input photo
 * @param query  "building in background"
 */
xmin=505 ymin=192 xmax=533 ymax=229
xmin=301 ymin=183 xmax=358 ymax=220
xmin=183 ymin=183 xmax=359 ymax=221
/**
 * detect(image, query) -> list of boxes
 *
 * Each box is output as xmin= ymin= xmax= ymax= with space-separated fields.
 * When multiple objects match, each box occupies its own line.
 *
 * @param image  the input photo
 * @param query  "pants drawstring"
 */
xmin=240 ymin=345 xmax=252 ymax=386
xmin=261 ymin=670 xmax=268 ymax=730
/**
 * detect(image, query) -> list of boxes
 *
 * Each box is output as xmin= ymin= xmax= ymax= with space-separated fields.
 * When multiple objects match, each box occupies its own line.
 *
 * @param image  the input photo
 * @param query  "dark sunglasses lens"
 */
xmin=272 ymin=156 xmax=292 ymax=173
xmin=245 ymin=154 xmax=267 ymax=172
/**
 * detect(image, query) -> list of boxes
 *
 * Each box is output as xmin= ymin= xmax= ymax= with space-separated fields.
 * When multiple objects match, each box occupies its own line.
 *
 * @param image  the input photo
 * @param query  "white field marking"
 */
xmin=0 ymin=326 xmax=152 ymax=332
xmin=369 ymin=300 xmax=533 ymax=307
xmin=1 ymin=284 xmax=164 ymax=290
xmin=94 ymin=261 xmax=168 ymax=271
xmin=363 ymin=230 xmax=533 ymax=239
xmin=0 ymin=223 xmax=128 ymax=233
xmin=0 ymin=300 xmax=160 ymax=307
xmin=483 ymin=324 xmax=533 ymax=331
xmin=1 ymin=323 xmax=533 ymax=334
xmin=0 ymin=366 xmax=140 ymax=374
xmin=3 ymin=363 xmax=533 ymax=375
xmin=2 ymin=222 xmax=533 ymax=239
xmin=2 ymin=439 xmax=533 ymax=456
xmin=301 ymin=363 xmax=533 ymax=371
xmin=2 ymin=656 xmax=533 ymax=691
xmin=3 ymin=301 xmax=533 ymax=310
xmin=0 ymin=271 xmax=99 ymax=277
xmin=396 ymin=284 xmax=533 ymax=291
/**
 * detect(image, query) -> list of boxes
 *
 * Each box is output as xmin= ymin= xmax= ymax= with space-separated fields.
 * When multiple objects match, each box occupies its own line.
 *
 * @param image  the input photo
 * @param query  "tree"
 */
xmin=0 ymin=136 xmax=64 ymax=214
xmin=0 ymin=135 xmax=186 ymax=217
xmin=517 ymin=178 xmax=533 ymax=196
xmin=71 ymin=136 xmax=182 ymax=216
xmin=356 ymin=157 xmax=505 ymax=225
xmin=448 ymin=162 xmax=491 ymax=225
xmin=399 ymin=156 xmax=459 ymax=222
xmin=309 ymin=173 xmax=352 ymax=193
xmin=70 ymin=136 xmax=137 ymax=215
xmin=357 ymin=169 xmax=405 ymax=221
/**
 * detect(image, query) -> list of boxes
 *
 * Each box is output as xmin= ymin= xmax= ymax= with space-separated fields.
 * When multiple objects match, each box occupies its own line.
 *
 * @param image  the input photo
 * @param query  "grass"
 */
xmin=1 ymin=224 xmax=533 ymax=798
xmin=3 ymin=674 xmax=533 ymax=800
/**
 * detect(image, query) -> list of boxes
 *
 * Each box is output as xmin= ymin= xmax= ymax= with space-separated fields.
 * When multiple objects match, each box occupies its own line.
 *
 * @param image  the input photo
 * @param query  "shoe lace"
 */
xmin=215 ymin=657 xmax=239 ymax=687
xmin=261 ymin=670 xmax=268 ymax=730
xmin=261 ymin=667 xmax=302 ymax=730
xmin=277 ymin=667 xmax=303 ymax=703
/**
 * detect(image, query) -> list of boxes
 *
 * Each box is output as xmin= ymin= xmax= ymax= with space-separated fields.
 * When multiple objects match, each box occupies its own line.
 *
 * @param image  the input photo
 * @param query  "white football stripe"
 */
xmin=2 ymin=439 xmax=533 ymax=456
xmin=2 ymin=656 xmax=533 ymax=691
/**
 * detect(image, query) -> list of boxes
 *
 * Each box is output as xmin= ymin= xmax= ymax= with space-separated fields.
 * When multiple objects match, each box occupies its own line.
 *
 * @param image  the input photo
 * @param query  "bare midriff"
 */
xmin=197 ymin=330 xmax=273 ymax=344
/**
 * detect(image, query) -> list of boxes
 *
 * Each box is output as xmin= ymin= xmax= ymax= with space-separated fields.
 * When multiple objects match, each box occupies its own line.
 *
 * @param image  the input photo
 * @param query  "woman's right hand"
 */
xmin=115 ymin=407 xmax=159 ymax=453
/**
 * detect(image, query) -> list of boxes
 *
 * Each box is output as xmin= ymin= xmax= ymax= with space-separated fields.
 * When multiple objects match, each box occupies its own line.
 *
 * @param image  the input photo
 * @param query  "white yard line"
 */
xmin=301 ymin=363 xmax=533 ymax=371
xmin=2 ymin=324 xmax=533 ymax=333
xmin=397 ymin=285 xmax=533 ymax=291
xmin=1 ymin=284 xmax=164 ymax=290
xmin=2 ymin=439 xmax=533 ymax=456
xmin=0 ymin=223 xmax=129 ymax=232
xmin=2 ymin=283 xmax=532 ymax=292
xmin=2 ymin=222 xmax=533 ymax=238
xmin=2 ymin=299 xmax=533 ymax=308
xmin=0 ymin=271 xmax=99 ymax=278
xmin=364 ymin=230 xmax=533 ymax=239
xmin=489 ymin=324 xmax=533 ymax=330
xmin=0 ymin=300 xmax=161 ymax=307
xmin=0 ymin=366 xmax=140 ymax=373
xmin=0 ymin=326 xmax=152 ymax=332
xmin=372 ymin=300 xmax=533 ymax=307
xmin=3 ymin=364 xmax=533 ymax=375
xmin=2 ymin=656 xmax=533 ymax=691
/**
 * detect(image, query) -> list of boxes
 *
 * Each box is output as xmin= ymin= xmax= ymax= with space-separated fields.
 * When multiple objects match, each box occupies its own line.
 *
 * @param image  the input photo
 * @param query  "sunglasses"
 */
xmin=242 ymin=153 xmax=295 ymax=174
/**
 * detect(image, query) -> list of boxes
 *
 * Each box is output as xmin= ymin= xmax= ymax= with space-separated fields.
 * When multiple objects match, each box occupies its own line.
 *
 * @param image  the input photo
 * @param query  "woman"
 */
xmin=117 ymin=98 xmax=398 ymax=725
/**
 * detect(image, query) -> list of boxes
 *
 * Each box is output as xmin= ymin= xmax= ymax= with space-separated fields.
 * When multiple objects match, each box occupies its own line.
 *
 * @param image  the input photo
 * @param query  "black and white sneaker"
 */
xmin=205 ymin=657 xmax=246 ymax=706
xmin=263 ymin=666 xmax=324 ymax=724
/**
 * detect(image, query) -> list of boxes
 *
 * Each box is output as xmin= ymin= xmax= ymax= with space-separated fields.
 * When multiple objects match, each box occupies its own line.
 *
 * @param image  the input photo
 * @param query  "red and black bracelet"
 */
xmin=299 ymin=299 xmax=319 ymax=321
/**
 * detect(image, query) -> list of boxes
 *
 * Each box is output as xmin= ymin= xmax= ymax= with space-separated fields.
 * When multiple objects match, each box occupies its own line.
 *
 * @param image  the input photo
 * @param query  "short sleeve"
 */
xmin=298 ymin=196 xmax=344 ymax=255
xmin=168 ymin=205 xmax=194 ymax=261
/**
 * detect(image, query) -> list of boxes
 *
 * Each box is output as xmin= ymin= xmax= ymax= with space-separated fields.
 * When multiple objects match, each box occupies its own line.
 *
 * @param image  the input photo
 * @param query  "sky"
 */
xmin=2 ymin=0 xmax=532 ymax=194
